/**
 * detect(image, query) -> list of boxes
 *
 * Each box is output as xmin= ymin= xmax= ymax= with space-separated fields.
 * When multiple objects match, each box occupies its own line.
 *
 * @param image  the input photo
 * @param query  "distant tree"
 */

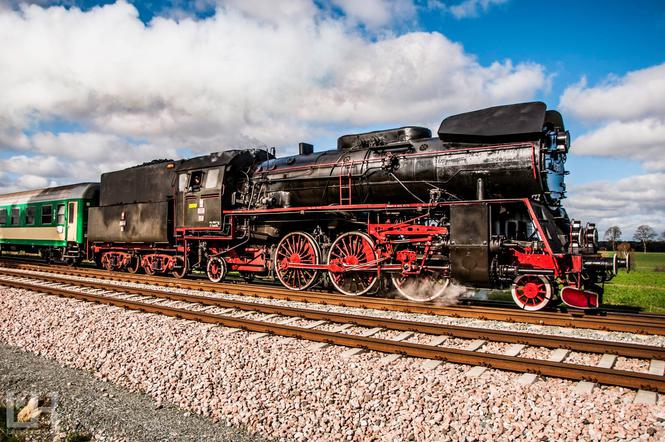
xmin=633 ymin=225 xmax=657 ymax=253
xmin=661 ymin=230 xmax=665 ymax=241
xmin=604 ymin=226 xmax=622 ymax=251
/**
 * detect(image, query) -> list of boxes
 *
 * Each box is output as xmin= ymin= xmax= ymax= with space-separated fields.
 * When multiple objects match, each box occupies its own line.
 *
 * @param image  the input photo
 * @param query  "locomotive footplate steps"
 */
xmin=2 ymin=275 xmax=665 ymax=393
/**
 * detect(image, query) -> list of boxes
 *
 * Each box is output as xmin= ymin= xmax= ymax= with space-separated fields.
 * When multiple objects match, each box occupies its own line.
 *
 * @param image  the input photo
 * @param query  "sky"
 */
xmin=0 ymin=0 xmax=664 ymax=239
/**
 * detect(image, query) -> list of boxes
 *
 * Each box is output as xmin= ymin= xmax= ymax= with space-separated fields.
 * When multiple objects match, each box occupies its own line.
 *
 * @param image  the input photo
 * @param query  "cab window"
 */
xmin=41 ymin=205 xmax=53 ymax=224
xmin=204 ymin=168 xmax=220 ymax=189
xmin=10 ymin=208 xmax=20 ymax=225
xmin=178 ymin=174 xmax=188 ymax=192
xmin=0 ymin=208 xmax=6 ymax=224
xmin=26 ymin=206 xmax=36 ymax=225
xmin=56 ymin=204 xmax=65 ymax=224
xmin=188 ymin=171 xmax=204 ymax=191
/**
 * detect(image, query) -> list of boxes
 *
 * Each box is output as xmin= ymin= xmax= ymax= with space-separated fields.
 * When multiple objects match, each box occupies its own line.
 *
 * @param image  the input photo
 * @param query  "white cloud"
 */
xmin=560 ymin=62 xmax=665 ymax=170
xmin=14 ymin=174 xmax=57 ymax=189
xmin=26 ymin=131 xmax=177 ymax=164
xmin=565 ymin=173 xmax=665 ymax=236
xmin=217 ymin=0 xmax=319 ymax=26
xmin=0 ymin=0 xmax=547 ymax=191
xmin=0 ymin=131 xmax=178 ymax=185
xmin=446 ymin=0 xmax=507 ymax=19
xmin=331 ymin=0 xmax=416 ymax=29
xmin=560 ymin=63 xmax=665 ymax=123
xmin=573 ymin=118 xmax=665 ymax=170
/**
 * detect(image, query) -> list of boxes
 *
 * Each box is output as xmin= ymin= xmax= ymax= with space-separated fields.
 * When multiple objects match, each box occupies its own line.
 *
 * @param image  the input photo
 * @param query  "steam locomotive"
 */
xmin=0 ymin=102 xmax=628 ymax=311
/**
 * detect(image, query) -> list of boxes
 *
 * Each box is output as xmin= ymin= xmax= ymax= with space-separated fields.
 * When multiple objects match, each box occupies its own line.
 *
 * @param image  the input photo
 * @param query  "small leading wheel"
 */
xmin=126 ymin=255 xmax=142 ymax=274
xmin=274 ymin=231 xmax=321 ymax=290
xmin=327 ymin=231 xmax=379 ymax=296
xmin=392 ymin=271 xmax=450 ymax=302
xmin=511 ymin=274 xmax=553 ymax=311
xmin=206 ymin=257 xmax=227 ymax=283
xmin=172 ymin=256 xmax=188 ymax=279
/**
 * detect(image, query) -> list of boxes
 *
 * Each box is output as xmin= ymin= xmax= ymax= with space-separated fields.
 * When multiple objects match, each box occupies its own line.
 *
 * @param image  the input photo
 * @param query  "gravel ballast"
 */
xmin=1 ymin=286 xmax=664 ymax=441
xmin=7 ymin=268 xmax=664 ymax=348
xmin=0 ymin=344 xmax=259 ymax=442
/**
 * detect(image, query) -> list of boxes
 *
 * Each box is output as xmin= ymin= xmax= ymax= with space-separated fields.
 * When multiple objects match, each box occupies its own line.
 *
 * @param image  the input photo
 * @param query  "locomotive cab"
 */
xmin=176 ymin=165 xmax=224 ymax=229
xmin=174 ymin=150 xmax=268 ymax=230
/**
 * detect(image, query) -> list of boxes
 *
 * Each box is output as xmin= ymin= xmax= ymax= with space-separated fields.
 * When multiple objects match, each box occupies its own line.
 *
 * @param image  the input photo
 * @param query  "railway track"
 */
xmin=2 ymin=260 xmax=665 ymax=336
xmin=1 ymin=269 xmax=665 ymax=393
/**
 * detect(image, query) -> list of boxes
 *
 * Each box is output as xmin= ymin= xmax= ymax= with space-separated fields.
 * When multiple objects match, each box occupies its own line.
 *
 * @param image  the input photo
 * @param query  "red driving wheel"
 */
xmin=274 ymin=232 xmax=320 ymax=290
xmin=327 ymin=231 xmax=378 ymax=296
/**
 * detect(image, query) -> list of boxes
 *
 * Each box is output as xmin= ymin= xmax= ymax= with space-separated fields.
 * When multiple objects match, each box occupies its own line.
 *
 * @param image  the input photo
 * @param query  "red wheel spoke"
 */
xmin=276 ymin=232 xmax=320 ymax=291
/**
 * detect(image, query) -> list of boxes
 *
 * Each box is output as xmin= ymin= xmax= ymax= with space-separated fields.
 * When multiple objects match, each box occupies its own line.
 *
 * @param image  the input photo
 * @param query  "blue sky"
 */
xmin=0 ymin=0 xmax=664 ymax=236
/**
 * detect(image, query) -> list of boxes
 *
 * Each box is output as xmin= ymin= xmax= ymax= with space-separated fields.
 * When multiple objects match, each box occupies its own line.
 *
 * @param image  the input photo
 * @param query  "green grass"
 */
xmin=603 ymin=252 xmax=665 ymax=313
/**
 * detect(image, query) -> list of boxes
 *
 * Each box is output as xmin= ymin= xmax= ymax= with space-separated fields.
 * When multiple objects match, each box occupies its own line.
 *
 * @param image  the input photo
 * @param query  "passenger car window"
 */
xmin=26 ymin=206 xmax=36 ymax=225
xmin=0 ymin=208 xmax=6 ymax=224
xmin=56 ymin=204 xmax=65 ymax=224
xmin=41 ymin=205 xmax=53 ymax=224
xmin=10 ymin=208 xmax=20 ymax=225
xmin=205 ymin=169 xmax=219 ymax=189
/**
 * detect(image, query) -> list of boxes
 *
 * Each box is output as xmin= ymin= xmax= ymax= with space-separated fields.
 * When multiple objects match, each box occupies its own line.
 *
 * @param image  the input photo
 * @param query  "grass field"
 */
xmin=603 ymin=252 xmax=665 ymax=313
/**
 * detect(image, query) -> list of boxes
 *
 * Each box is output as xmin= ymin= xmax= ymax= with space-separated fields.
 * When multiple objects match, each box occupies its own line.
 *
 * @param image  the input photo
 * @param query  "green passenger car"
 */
xmin=0 ymin=183 xmax=99 ymax=263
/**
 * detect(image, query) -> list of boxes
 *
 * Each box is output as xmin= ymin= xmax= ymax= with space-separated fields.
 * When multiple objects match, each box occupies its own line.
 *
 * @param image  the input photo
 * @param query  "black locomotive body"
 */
xmin=88 ymin=102 xmax=626 ymax=311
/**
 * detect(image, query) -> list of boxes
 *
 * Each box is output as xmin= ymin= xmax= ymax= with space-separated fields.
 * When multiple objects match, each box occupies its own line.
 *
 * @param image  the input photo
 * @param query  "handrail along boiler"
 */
xmin=86 ymin=102 xmax=627 ymax=311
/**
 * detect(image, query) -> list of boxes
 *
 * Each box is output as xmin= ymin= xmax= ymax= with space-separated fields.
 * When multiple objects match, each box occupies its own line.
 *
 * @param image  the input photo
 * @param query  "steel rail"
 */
xmin=2 ymin=261 xmax=665 ymax=335
xmin=1 ymin=277 xmax=664 ymax=393
xmin=1 ymin=269 xmax=664 ymax=360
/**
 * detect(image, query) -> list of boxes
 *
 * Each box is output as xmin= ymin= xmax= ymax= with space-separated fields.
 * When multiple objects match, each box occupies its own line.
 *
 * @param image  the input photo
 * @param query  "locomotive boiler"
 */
xmin=87 ymin=101 xmax=627 ymax=311
xmin=249 ymin=101 xmax=567 ymax=209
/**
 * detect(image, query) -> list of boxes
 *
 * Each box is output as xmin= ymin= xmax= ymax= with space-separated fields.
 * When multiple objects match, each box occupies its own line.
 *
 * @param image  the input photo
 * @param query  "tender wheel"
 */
xmin=101 ymin=253 xmax=115 ymax=271
xmin=392 ymin=271 xmax=450 ymax=302
xmin=172 ymin=256 xmax=188 ymax=279
xmin=126 ymin=255 xmax=142 ymax=274
xmin=327 ymin=231 xmax=379 ymax=296
xmin=274 ymin=231 xmax=321 ymax=290
xmin=142 ymin=258 xmax=156 ymax=276
xmin=206 ymin=257 xmax=227 ymax=283
xmin=511 ymin=274 xmax=553 ymax=311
